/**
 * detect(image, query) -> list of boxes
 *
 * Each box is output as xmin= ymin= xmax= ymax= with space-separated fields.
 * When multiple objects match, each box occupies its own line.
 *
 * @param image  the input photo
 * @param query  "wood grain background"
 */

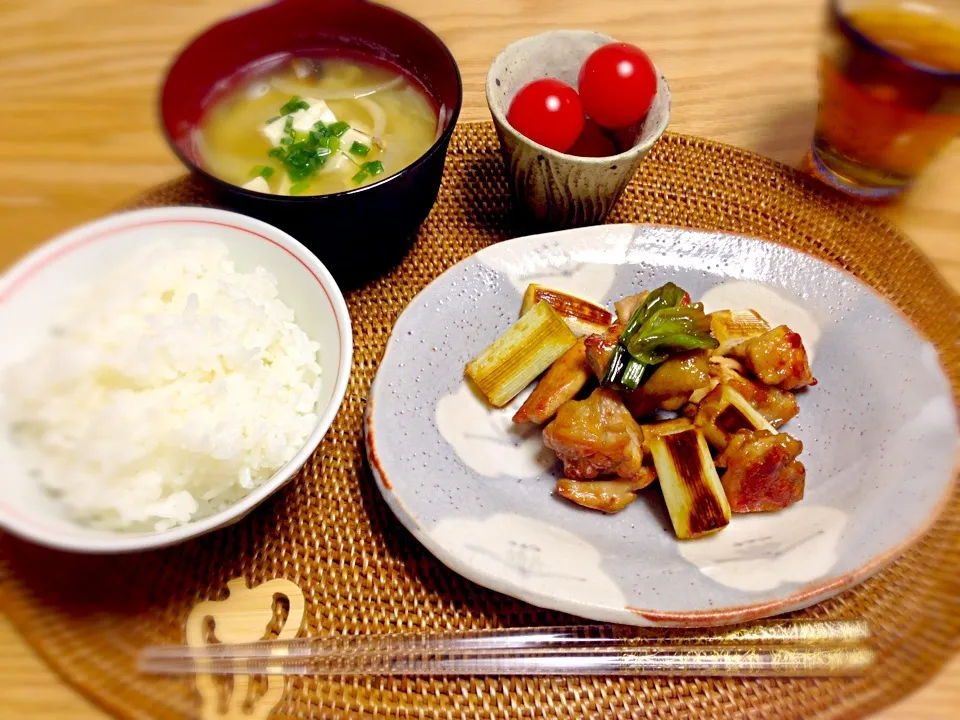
xmin=0 ymin=0 xmax=957 ymax=717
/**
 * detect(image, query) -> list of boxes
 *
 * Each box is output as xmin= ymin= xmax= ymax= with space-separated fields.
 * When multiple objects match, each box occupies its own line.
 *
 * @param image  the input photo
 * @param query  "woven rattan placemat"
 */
xmin=1 ymin=123 xmax=958 ymax=719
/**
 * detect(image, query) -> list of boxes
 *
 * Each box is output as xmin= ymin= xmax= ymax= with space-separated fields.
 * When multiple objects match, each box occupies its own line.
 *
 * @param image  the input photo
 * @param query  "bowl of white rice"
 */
xmin=0 ymin=207 xmax=352 ymax=552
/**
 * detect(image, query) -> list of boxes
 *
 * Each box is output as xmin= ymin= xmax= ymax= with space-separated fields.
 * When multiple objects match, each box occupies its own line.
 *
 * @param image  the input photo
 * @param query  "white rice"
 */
xmin=3 ymin=238 xmax=322 ymax=532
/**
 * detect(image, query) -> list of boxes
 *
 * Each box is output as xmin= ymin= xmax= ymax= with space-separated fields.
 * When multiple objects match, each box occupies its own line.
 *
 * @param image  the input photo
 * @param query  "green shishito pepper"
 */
xmin=603 ymin=282 xmax=718 ymax=391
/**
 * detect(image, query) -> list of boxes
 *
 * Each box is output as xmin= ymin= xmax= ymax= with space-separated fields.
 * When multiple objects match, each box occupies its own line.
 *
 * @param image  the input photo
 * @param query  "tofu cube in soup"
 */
xmin=261 ymin=99 xmax=339 ymax=146
xmin=292 ymin=98 xmax=339 ymax=132
xmin=341 ymin=126 xmax=379 ymax=154
xmin=241 ymin=175 xmax=270 ymax=193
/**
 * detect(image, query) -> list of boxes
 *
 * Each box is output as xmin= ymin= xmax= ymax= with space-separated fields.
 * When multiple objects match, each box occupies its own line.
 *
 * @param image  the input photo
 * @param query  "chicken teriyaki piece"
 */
xmin=555 ymin=473 xmax=657 ymax=514
xmin=513 ymin=339 xmax=592 ymax=425
xmin=733 ymin=325 xmax=816 ymax=391
xmin=714 ymin=429 xmax=805 ymax=512
xmin=542 ymin=388 xmax=651 ymax=484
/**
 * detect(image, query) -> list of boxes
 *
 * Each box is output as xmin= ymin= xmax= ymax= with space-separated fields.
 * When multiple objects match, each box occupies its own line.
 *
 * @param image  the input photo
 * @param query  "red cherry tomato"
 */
xmin=578 ymin=43 xmax=657 ymax=130
xmin=567 ymin=118 xmax=618 ymax=158
xmin=507 ymin=79 xmax=585 ymax=153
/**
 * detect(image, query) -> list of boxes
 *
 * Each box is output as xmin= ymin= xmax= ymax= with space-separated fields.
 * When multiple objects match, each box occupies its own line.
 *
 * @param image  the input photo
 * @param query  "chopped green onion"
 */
xmin=285 ymin=156 xmax=315 ymax=179
xmin=602 ymin=345 xmax=630 ymax=386
xmin=289 ymin=181 xmax=310 ymax=195
xmin=619 ymin=360 xmax=649 ymax=391
xmin=280 ymin=96 xmax=310 ymax=115
xmin=287 ymin=145 xmax=314 ymax=164
xmin=261 ymin=114 xmax=364 ymax=189
xmin=283 ymin=152 xmax=314 ymax=179
xmin=602 ymin=347 xmax=648 ymax=392
xmin=350 ymin=141 xmax=370 ymax=156
xmin=279 ymin=116 xmax=295 ymax=145
xmin=266 ymin=115 xmax=282 ymax=124
xmin=317 ymin=135 xmax=340 ymax=151
xmin=328 ymin=121 xmax=350 ymax=137
xmin=362 ymin=160 xmax=384 ymax=176
xmin=250 ymin=165 xmax=275 ymax=179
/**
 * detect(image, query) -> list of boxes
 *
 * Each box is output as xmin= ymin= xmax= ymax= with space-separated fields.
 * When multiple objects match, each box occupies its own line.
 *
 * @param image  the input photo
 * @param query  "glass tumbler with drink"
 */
xmin=812 ymin=0 xmax=960 ymax=198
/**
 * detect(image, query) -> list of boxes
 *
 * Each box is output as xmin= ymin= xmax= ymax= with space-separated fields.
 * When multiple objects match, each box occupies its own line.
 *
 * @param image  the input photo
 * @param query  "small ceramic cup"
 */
xmin=486 ymin=30 xmax=670 ymax=229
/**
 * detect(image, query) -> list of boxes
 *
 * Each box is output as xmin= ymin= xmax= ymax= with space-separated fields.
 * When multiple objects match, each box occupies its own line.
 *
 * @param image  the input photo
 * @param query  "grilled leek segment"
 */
xmin=688 ymin=378 xmax=720 ymax=405
xmin=521 ymin=284 xmax=613 ymax=337
xmin=648 ymin=428 xmax=731 ymax=539
xmin=641 ymin=417 xmax=693 ymax=452
xmin=466 ymin=301 xmax=577 ymax=407
xmin=695 ymin=384 xmax=777 ymax=451
xmin=709 ymin=309 xmax=770 ymax=356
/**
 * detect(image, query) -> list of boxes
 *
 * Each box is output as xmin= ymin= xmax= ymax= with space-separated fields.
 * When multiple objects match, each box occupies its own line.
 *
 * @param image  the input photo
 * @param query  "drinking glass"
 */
xmin=811 ymin=0 xmax=960 ymax=198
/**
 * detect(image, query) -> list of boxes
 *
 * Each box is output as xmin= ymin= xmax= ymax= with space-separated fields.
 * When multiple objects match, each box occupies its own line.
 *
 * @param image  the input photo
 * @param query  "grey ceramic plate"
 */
xmin=364 ymin=224 xmax=958 ymax=626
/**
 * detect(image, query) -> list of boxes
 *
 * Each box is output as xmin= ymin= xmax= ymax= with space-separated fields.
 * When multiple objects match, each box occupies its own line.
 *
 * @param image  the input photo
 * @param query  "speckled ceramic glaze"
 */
xmin=365 ymin=224 xmax=958 ymax=626
xmin=486 ymin=31 xmax=670 ymax=229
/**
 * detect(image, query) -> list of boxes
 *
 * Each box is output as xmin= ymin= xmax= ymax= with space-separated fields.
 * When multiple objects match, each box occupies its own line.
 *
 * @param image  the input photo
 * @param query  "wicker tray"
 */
xmin=0 ymin=123 xmax=957 ymax=719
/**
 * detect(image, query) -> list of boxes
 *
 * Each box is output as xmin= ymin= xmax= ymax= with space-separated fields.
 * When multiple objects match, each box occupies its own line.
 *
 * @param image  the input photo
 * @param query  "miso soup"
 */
xmin=197 ymin=55 xmax=439 ymax=196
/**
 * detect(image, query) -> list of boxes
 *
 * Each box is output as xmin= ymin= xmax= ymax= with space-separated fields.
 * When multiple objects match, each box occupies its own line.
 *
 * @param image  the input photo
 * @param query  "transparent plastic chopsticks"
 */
xmin=139 ymin=620 xmax=874 ymax=677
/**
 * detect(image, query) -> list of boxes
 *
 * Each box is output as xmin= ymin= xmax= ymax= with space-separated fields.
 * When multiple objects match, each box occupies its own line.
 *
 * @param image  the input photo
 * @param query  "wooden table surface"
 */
xmin=0 ymin=0 xmax=957 ymax=717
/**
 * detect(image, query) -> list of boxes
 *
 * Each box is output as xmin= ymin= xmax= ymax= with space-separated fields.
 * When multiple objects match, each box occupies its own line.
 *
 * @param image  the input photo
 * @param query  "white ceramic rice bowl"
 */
xmin=0 ymin=207 xmax=352 ymax=553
